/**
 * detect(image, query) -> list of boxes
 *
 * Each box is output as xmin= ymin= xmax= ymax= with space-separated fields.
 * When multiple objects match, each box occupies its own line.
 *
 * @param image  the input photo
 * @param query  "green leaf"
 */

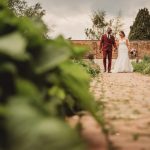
xmin=0 ymin=32 xmax=27 ymax=59
xmin=35 ymin=44 xmax=71 ymax=74
xmin=60 ymin=61 xmax=90 ymax=81
xmin=0 ymin=0 xmax=7 ymax=9
xmin=48 ymin=86 xmax=66 ymax=100
xmin=7 ymin=98 xmax=86 ymax=150
xmin=0 ymin=105 xmax=7 ymax=116
xmin=59 ymin=61 xmax=97 ymax=115
xmin=72 ymin=45 xmax=89 ymax=56
xmin=0 ymin=62 xmax=17 ymax=74
xmin=15 ymin=79 xmax=41 ymax=100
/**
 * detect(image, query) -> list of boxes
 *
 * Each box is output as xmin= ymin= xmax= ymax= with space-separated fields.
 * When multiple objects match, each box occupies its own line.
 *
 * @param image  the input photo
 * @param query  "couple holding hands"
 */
xmin=99 ymin=27 xmax=133 ymax=73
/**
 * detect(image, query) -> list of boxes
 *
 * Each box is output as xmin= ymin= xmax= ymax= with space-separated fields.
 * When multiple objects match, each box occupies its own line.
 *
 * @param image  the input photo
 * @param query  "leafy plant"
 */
xmin=143 ymin=55 xmax=150 ymax=63
xmin=73 ymin=59 xmax=100 ymax=78
xmin=132 ymin=55 xmax=150 ymax=75
xmin=0 ymin=1 xmax=100 ymax=150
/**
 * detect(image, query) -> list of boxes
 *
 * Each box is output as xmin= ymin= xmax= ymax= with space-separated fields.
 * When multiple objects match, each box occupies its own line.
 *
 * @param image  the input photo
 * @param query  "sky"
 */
xmin=26 ymin=0 xmax=150 ymax=39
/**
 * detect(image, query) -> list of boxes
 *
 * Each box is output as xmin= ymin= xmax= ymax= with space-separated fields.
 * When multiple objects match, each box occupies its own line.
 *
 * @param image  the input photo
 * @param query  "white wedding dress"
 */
xmin=113 ymin=38 xmax=133 ymax=73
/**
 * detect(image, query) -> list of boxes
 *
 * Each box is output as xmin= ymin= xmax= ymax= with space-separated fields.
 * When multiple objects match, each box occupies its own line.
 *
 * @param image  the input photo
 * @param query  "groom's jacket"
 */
xmin=100 ymin=34 xmax=117 ymax=51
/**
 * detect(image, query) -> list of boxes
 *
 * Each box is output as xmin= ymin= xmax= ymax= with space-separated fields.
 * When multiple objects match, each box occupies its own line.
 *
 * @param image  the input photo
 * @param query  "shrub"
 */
xmin=143 ymin=55 xmax=150 ymax=63
xmin=0 ymin=1 xmax=100 ymax=150
xmin=73 ymin=59 xmax=100 ymax=78
xmin=132 ymin=55 xmax=150 ymax=75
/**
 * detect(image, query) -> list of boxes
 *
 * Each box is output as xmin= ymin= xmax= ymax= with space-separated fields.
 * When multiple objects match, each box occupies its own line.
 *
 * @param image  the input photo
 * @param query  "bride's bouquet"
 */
xmin=130 ymin=48 xmax=137 ymax=58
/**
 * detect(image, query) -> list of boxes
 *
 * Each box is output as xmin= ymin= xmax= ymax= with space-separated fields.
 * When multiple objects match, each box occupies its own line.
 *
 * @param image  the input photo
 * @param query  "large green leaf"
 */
xmin=51 ymin=36 xmax=88 ymax=57
xmin=48 ymin=86 xmax=66 ymax=100
xmin=72 ymin=45 xmax=89 ymax=57
xmin=0 ymin=32 xmax=27 ymax=59
xmin=0 ymin=0 xmax=7 ymax=9
xmin=59 ymin=61 xmax=97 ymax=115
xmin=0 ymin=62 xmax=17 ymax=74
xmin=7 ymin=98 xmax=86 ymax=150
xmin=60 ymin=61 xmax=90 ymax=82
xmin=15 ymin=79 xmax=41 ymax=100
xmin=35 ymin=44 xmax=72 ymax=74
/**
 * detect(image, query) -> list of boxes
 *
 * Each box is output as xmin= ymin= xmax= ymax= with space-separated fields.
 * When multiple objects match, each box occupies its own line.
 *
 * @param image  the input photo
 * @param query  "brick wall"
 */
xmin=72 ymin=40 xmax=102 ymax=59
xmin=72 ymin=40 xmax=150 ymax=59
xmin=130 ymin=41 xmax=150 ymax=59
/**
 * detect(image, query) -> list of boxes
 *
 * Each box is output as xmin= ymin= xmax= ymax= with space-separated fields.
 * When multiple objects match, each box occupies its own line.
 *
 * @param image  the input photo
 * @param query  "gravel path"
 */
xmin=90 ymin=71 xmax=150 ymax=150
xmin=67 ymin=59 xmax=150 ymax=150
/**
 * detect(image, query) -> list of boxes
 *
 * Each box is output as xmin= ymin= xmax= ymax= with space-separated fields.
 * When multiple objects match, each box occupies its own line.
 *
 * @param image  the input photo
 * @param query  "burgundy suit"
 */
xmin=100 ymin=34 xmax=117 ymax=72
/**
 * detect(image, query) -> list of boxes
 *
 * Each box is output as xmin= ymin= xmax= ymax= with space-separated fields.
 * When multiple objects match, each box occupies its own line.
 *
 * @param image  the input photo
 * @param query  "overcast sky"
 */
xmin=26 ymin=0 xmax=150 ymax=39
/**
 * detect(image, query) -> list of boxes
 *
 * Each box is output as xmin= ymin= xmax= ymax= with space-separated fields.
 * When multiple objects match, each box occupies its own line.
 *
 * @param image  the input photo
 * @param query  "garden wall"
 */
xmin=130 ymin=41 xmax=150 ymax=59
xmin=71 ymin=40 xmax=150 ymax=59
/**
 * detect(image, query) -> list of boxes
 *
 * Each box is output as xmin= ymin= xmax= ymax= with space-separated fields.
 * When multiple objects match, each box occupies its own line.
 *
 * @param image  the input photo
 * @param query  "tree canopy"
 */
xmin=8 ymin=0 xmax=49 ymax=37
xmin=85 ymin=10 xmax=124 ymax=40
xmin=8 ymin=0 xmax=45 ymax=17
xmin=129 ymin=8 xmax=150 ymax=41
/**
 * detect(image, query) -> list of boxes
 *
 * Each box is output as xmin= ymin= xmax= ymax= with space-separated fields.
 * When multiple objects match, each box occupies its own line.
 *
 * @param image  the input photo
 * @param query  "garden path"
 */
xmin=89 ymin=71 xmax=150 ymax=150
xmin=68 ymin=59 xmax=150 ymax=150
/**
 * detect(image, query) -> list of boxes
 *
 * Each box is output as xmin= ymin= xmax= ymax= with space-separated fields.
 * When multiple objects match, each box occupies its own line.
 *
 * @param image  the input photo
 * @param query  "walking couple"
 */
xmin=99 ymin=27 xmax=133 ymax=73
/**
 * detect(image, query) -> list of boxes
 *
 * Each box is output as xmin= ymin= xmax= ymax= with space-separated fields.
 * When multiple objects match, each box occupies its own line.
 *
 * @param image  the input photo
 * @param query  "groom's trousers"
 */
xmin=103 ymin=50 xmax=112 ymax=72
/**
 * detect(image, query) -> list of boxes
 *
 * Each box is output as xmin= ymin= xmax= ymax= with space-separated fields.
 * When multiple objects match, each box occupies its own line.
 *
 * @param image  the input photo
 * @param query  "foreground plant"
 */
xmin=73 ymin=59 xmax=100 ymax=78
xmin=0 ymin=1 xmax=101 ymax=150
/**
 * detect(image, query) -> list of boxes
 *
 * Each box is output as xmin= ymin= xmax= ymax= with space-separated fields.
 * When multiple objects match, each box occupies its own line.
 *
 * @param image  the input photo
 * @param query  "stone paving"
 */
xmin=68 ymin=59 xmax=150 ymax=150
xmin=90 ymin=63 xmax=150 ymax=150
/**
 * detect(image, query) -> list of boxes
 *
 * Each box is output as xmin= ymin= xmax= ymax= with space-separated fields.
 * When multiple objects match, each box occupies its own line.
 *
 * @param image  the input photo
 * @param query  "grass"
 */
xmin=132 ymin=56 xmax=150 ymax=75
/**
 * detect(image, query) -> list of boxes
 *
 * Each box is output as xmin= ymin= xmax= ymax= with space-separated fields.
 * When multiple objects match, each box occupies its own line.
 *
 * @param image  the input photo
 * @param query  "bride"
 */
xmin=113 ymin=31 xmax=133 ymax=73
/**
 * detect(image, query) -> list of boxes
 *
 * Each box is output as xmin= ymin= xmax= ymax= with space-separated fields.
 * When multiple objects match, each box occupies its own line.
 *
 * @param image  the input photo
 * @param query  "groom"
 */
xmin=99 ymin=27 xmax=117 ymax=73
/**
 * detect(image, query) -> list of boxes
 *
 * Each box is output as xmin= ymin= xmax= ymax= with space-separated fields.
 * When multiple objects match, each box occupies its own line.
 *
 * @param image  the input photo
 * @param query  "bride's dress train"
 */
xmin=113 ymin=39 xmax=133 ymax=73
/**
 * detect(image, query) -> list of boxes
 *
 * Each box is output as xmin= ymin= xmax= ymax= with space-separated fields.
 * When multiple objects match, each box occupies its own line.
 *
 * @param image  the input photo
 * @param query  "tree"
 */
xmin=129 ymin=8 xmax=150 ymax=40
xmin=85 ymin=10 xmax=124 ymax=40
xmin=8 ymin=0 xmax=49 ymax=37
xmin=8 ymin=0 xmax=45 ymax=17
xmin=85 ymin=10 xmax=108 ymax=40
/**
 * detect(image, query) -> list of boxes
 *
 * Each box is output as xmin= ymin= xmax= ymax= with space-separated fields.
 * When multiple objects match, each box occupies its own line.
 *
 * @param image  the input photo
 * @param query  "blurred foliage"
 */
xmin=132 ymin=56 xmax=150 ymax=75
xmin=0 ymin=1 xmax=100 ymax=150
xmin=129 ymin=8 xmax=150 ymax=40
xmin=73 ymin=59 xmax=100 ymax=78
